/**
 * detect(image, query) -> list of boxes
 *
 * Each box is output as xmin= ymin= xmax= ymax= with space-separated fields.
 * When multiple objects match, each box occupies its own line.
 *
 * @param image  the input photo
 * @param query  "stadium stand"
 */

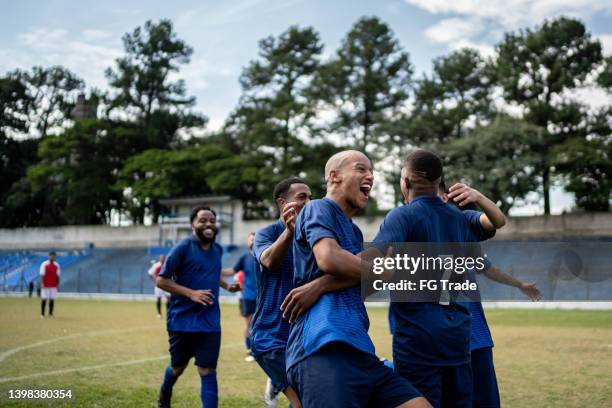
xmin=1 ymin=245 xmax=249 ymax=295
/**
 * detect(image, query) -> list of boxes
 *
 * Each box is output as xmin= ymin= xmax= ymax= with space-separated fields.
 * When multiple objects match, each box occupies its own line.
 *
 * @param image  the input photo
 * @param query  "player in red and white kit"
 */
xmin=148 ymin=254 xmax=170 ymax=318
xmin=40 ymin=251 xmax=60 ymax=318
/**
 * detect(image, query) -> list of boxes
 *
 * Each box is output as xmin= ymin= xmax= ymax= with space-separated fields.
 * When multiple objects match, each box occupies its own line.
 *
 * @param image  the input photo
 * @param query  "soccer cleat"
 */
xmin=158 ymin=388 xmax=171 ymax=408
xmin=264 ymin=378 xmax=279 ymax=408
xmin=157 ymin=314 xmax=162 ymax=319
xmin=40 ymin=315 xmax=44 ymax=319
xmin=244 ymin=355 xmax=255 ymax=362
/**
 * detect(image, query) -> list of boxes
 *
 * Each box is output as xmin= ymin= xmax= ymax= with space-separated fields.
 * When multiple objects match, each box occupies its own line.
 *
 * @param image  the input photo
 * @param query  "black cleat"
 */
xmin=158 ymin=389 xmax=171 ymax=408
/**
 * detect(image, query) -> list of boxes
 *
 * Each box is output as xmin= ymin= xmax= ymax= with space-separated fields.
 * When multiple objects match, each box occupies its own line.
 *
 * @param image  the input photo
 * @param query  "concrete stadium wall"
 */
xmin=1 ymin=212 xmax=610 ymax=250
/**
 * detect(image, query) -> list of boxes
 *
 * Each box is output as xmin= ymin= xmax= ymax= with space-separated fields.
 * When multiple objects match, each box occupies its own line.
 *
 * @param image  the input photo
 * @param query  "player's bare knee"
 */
xmin=196 ymin=366 xmax=215 ymax=376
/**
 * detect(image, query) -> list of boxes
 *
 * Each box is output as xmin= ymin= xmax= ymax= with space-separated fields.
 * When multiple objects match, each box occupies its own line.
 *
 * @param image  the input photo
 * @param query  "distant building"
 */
xmin=71 ymin=93 xmax=97 ymax=120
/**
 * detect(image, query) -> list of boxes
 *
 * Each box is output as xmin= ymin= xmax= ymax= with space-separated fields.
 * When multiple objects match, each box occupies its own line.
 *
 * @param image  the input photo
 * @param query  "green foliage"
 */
xmin=495 ymin=17 xmax=603 ymax=213
xmin=444 ymin=117 xmax=544 ymax=213
xmin=551 ymin=108 xmax=612 ymax=211
xmin=105 ymin=19 xmax=205 ymax=132
xmin=117 ymin=144 xmax=260 ymax=222
xmin=25 ymin=119 xmax=124 ymax=225
xmin=309 ymin=16 xmax=413 ymax=154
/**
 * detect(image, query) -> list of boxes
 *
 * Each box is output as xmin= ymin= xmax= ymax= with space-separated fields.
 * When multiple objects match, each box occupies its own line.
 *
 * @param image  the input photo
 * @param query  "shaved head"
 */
xmin=325 ymin=150 xmax=369 ymax=184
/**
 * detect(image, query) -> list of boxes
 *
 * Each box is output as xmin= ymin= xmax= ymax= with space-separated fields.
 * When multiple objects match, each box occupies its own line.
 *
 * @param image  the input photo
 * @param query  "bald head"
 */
xmin=325 ymin=150 xmax=369 ymax=184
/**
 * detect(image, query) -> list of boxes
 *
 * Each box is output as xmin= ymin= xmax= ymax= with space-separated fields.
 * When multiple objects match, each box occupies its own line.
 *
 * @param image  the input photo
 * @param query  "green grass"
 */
xmin=0 ymin=297 xmax=610 ymax=407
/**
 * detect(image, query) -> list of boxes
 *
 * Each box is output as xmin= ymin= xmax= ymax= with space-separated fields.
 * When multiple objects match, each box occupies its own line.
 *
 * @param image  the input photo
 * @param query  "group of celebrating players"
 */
xmin=153 ymin=148 xmax=542 ymax=408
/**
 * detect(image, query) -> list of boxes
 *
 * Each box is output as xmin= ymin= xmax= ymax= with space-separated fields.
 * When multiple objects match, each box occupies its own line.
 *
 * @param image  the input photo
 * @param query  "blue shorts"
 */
xmin=255 ymin=349 xmax=289 ymax=393
xmin=472 ymin=347 xmax=500 ymax=408
xmin=168 ymin=331 xmax=221 ymax=369
xmin=287 ymin=342 xmax=421 ymax=408
xmin=395 ymin=360 xmax=472 ymax=408
xmin=239 ymin=298 xmax=256 ymax=317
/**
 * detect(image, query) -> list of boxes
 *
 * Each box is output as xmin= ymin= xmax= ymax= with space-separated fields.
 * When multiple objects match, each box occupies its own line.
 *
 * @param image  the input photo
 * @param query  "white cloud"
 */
xmin=406 ymin=0 xmax=612 ymax=52
xmin=598 ymin=34 xmax=612 ymax=56
xmin=82 ymin=29 xmax=114 ymax=40
xmin=424 ymin=18 xmax=481 ymax=44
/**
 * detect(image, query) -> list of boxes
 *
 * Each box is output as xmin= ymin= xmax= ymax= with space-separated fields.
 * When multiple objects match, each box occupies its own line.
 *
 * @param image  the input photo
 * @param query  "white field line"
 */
xmin=0 ymin=325 xmax=160 ymax=364
xmin=0 ymin=342 xmax=242 ymax=384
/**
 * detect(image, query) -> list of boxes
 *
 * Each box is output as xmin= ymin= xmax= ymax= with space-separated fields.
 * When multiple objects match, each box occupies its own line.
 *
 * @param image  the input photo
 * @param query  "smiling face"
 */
xmin=328 ymin=151 xmax=374 ymax=211
xmin=192 ymin=209 xmax=218 ymax=244
xmin=278 ymin=182 xmax=312 ymax=215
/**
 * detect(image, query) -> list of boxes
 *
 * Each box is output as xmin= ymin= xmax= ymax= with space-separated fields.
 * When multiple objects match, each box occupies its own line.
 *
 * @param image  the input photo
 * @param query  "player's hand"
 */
xmin=281 ymin=202 xmax=300 ymax=233
xmin=189 ymin=289 xmax=214 ymax=305
xmin=227 ymin=283 xmax=242 ymax=293
xmin=447 ymin=183 xmax=480 ymax=207
xmin=280 ymin=281 xmax=322 ymax=323
xmin=519 ymin=281 xmax=543 ymax=301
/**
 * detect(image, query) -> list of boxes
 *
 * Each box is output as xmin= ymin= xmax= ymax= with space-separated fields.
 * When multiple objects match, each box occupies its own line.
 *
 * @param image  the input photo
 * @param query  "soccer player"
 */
xmin=156 ymin=206 xmax=240 ymax=408
xmin=373 ymin=149 xmax=505 ymax=408
xmin=284 ymin=150 xmax=430 ymax=408
xmin=148 ymin=254 xmax=170 ymax=318
xmin=251 ymin=177 xmax=312 ymax=408
xmin=440 ymin=180 xmax=542 ymax=408
xmin=40 ymin=251 xmax=60 ymax=318
xmin=222 ymin=232 xmax=258 ymax=361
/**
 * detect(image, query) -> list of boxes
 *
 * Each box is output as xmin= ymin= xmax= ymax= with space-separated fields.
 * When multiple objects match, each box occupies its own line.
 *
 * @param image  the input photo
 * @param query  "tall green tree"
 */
xmin=105 ymin=19 xmax=205 ymax=148
xmin=0 ymin=74 xmax=42 ymax=227
xmin=26 ymin=119 xmax=125 ymax=225
xmin=495 ymin=17 xmax=602 ymax=214
xmin=310 ymin=16 xmax=413 ymax=154
xmin=411 ymin=48 xmax=494 ymax=145
xmin=237 ymin=25 xmax=323 ymax=173
xmin=551 ymin=107 xmax=611 ymax=211
xmin=444 ymin=117 xmax=544 ymax=213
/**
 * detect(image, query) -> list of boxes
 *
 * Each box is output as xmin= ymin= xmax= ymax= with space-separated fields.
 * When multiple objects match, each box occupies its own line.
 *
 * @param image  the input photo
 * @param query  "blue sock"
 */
xmin=160 ymin=366 xmax=178 ymax=400
xmin=200 ymin=371 xmax=218 ymax=408
xmin=245 ymin=337 xmax=251 ymax=352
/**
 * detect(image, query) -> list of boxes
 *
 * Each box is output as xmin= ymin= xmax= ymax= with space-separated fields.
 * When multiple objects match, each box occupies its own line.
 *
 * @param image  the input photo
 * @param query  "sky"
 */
xmin=2 ymin=0 xmax=612 ymax=215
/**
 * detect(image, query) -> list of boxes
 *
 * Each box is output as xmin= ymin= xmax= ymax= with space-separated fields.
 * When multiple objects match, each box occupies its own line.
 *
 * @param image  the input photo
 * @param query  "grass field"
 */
xmin=0 ymin=297 xmax=610 ymax=407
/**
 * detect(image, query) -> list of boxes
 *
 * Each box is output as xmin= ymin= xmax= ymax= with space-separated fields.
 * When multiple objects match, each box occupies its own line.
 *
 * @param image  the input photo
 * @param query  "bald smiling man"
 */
xmin=282 ymin=150 xmax=431 ymax=408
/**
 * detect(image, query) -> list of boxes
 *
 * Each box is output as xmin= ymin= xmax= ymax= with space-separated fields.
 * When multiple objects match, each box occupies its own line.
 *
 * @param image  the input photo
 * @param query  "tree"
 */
xmin=495 ymin=17 xmax=602 ymax=214
xmin=105 ymin=19 xmax=205 ymax=148
xmin=116 ymin=144 xmax=260 ymax=222
xmin=411 ymin=48 xmax=494 ymax=146
xmin=444 ymin=117 xmax=544 ymax=214
xmin=551 ymin=107 xmax=612 ymax=211
xmin=26 ymin=119 xmax=124 ymax=225
xmin=238 ymin=25 xmax=323 ymax=173
xmin=0 ymin=74 xmax=41 ymax=227
xmin=310 ymin=16 xmax=413 ymax=154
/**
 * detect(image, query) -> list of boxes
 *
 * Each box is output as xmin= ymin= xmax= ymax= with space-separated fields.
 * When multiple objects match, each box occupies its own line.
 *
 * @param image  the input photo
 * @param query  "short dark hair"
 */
xmin=49 ymin=251 xmax=56 ymax=256
xmin=273 ymin=177 xmax=306 ymax=201
xmin=190 ymin=206 xmax=216 ymax=224
xmin=404 ymin=149 xmax=443 ymax=182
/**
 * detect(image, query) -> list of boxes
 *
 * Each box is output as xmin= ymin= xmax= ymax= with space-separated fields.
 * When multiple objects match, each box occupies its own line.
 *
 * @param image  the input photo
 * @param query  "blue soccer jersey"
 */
xmin=250 ymin=220 xmax=295 ymax=356
xmin=159 ymin=236 xmax=223 ymax=332
xmin=286 ymin=198 xmax=375 ymax=370
xmin=374 ymin=195 xmax=495 ymax=366
xmin=233 ymin=253 xmax=258 ymax=301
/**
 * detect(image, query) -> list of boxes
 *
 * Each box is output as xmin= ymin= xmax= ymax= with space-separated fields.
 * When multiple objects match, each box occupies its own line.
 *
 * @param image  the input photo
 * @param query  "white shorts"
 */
xmin=154 ymin=287 xmax=170 ymax=298
xmin=41 ymin=288 xmax=58 ymax=300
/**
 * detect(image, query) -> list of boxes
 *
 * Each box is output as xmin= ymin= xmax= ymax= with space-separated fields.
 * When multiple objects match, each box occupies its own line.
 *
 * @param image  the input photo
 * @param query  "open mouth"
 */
xmin=359 ymin=184 xmax=372 ymax=199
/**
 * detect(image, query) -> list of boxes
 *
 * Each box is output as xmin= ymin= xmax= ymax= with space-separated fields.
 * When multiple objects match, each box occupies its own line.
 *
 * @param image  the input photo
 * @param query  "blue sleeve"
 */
xmin=374 ymin=208 xmax=410 ymax=244
xmin=159 ymin=242 xmax=185 ymax=279
xmin=253 ymin=226 xmax=276 ymax=265
xmin=233 ymin=254 xmax=245 ymax=272
xmin=296 ymin=202 xmax=336 ymax=249
xmin=463 ymin=210 xmax=496 ymax=242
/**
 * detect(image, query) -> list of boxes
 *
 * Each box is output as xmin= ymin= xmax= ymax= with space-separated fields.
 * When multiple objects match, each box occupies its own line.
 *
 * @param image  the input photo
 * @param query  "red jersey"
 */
xmin=40 ymin=260 xmax=60 ymax=288
xmin=148 ymin=261 xmax=163 ymax=279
